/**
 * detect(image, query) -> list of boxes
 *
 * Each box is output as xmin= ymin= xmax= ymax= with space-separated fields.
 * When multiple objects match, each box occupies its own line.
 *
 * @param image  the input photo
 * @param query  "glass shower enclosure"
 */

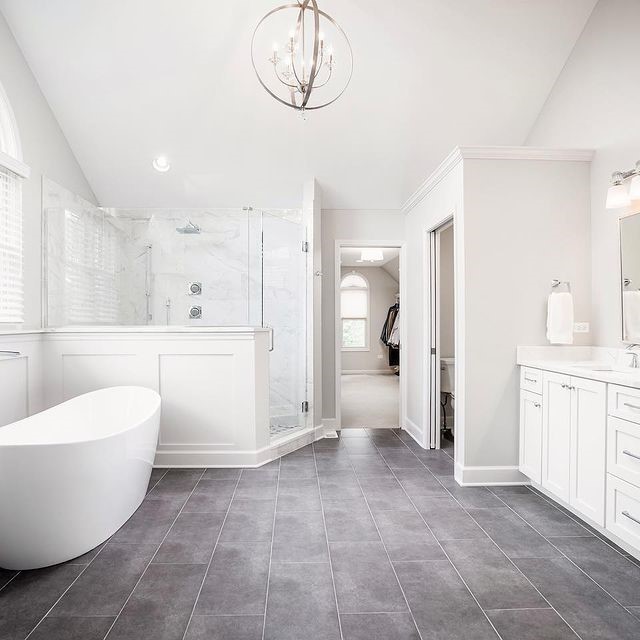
xmin=43 ymin=183 xmax=309 ymax=440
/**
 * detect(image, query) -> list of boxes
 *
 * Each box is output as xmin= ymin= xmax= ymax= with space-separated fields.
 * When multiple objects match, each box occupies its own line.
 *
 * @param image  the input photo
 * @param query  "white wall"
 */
xmin=405 ymin=163 xmax=464 ymax=446
xmin=321 ymin=210 xmax=405 ymax=421
xmin=404 ymin=151 xmax=592 ymax=482
xmin=463 ymin=158 xmax=591 ymax=476
xmin=527 ymin=0 xmax=640 ymax=347
xmin=0 ymin=11 xmax=95 ymax=329
xmin=340 ymin=265 xmax=398 ymax=373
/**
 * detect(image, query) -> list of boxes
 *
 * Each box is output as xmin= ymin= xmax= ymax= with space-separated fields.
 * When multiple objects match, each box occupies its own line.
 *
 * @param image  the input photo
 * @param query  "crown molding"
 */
xmin=402 ymin=146 xmax=595 ymax=214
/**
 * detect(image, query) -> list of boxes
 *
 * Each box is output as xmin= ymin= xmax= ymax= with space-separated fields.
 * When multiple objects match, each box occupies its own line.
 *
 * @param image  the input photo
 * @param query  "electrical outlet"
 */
xmin=377 ymin=354 xmax=384 ymax=359
xmin=574 ymin=322 xmax=590 ymax=333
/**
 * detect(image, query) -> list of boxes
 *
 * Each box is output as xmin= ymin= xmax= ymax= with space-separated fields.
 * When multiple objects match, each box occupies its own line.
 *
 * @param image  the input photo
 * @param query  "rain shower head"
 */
xmin=176 ymin=219 xmax=201 ymax=234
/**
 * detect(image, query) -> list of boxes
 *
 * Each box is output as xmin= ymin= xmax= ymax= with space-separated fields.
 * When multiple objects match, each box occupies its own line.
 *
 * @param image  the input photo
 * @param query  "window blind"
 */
xmin=64 ymin=209 xmax=121 ymax=324
xmin=0 ymin=166 xmax=23 ymax=323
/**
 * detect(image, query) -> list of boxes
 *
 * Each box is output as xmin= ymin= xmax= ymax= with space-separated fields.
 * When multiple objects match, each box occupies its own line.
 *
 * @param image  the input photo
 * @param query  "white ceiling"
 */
xmin=0 ymin=0 xmax=597 ymax=209
xmin=341 ymin=246 xmax=400 ymax=267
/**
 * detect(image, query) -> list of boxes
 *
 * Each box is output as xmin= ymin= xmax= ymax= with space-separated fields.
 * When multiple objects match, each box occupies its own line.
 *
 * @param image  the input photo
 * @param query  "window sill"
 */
xmin=342 ymin=347 xmax=370 ymax=352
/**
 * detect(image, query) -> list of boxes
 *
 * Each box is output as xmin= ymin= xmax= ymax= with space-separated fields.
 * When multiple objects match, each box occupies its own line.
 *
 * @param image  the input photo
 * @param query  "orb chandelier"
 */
xmin=251 ymin=0 xmax=353 ymax=114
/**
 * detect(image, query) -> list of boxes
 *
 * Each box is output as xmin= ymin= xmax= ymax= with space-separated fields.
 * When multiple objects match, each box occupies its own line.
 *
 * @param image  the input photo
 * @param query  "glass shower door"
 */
xmin=261 ymin=210 xmax=307 ymax=439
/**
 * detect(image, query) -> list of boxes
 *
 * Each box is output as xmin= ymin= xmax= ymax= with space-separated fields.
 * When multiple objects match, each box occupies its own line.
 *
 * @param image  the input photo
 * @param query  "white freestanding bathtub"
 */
xmin=0 ymin=386 xmax=161 ymax=570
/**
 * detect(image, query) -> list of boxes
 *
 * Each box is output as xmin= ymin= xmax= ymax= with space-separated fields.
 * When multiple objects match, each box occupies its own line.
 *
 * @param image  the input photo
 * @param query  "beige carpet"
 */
xmin=341 ymin=373 xmax=399 ymax=428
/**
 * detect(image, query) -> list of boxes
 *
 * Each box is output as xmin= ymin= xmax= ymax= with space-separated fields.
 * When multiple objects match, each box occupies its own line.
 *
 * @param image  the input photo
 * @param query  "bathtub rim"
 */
xmin=0 ymin=385 xmax=161 ymax=448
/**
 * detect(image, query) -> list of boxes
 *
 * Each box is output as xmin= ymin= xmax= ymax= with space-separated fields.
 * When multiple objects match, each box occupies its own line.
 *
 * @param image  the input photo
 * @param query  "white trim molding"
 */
xmin=0 ymin=150 xmax=30 ymax=179
xmin=402 ymin=146 xmax=595 ymax=213
xmin=403 ymin=416 xmax=425 ymax=449
xmin=455 ymin=463 xmax=529 ymax=486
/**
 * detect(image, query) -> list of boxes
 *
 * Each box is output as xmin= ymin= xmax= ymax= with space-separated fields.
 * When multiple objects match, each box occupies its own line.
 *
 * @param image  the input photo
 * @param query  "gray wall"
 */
xmin=321 ymin=210 xmax=405 ymax=421
xmin=340 ymin=265 xmax=399 ymax=373
xmin=527 ymin=0 xmax=640 ymax=347
xmin=0 ymin=12 xmax=95 ymax=329
xmin=439 ymin=224 xmax=455 ymax=358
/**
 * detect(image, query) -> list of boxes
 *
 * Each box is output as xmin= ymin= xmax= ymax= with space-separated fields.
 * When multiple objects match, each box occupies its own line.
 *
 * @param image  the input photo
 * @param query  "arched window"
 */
xmin=0 ymin=81 xmax=29 ymax=324
xmin=341 ymin=271 xmax=369 ymax=350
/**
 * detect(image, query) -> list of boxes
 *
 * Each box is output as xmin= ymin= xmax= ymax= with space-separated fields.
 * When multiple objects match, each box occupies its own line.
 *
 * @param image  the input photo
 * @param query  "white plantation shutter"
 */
xmin=64 ymin=209 xmax=120 ymax=324
xmin=0 ymin=166 xmax=23 ymax=323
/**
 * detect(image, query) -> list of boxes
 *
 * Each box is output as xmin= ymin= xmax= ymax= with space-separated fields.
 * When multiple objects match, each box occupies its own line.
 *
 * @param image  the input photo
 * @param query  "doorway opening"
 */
xmin=337 ymin=245 xmax=402 ymax=430
xmin=428 ymin=220 xmax=455 ymax=454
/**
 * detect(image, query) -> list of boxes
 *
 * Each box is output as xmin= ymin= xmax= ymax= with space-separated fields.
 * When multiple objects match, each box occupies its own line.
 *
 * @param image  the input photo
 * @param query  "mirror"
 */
xmin=620 ymin=212 xmax=640 ymax=343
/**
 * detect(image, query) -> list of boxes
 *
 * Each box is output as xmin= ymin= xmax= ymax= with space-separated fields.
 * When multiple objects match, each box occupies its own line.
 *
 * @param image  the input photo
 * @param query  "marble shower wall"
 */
xmin=43 ymin=181 xmax=307 ymax=424
xmin=113 ymin=208 xmax=262 ymax=326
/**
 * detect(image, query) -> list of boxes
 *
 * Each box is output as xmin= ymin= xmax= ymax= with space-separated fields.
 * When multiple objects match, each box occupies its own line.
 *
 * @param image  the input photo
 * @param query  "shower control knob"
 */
xmin=188 ymin=282 xmax=202 ymax=295
xmin=189 ymin=306 xmax=202 ymax=319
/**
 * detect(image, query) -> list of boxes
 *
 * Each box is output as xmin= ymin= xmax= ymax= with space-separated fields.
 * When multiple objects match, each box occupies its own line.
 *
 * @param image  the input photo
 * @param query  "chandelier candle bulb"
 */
xmin=252 ymin=0 xmax=352 ymax=112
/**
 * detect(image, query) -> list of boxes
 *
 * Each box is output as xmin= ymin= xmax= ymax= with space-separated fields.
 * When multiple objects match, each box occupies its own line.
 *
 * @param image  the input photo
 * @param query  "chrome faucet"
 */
xmin=626 ymin=344 xmax=640 ymax=368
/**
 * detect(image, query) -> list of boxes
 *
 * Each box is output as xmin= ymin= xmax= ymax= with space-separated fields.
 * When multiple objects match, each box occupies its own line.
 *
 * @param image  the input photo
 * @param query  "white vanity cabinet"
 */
xmin=520 ymin=367 xmax=606 ymax=526
xmin=519 ymin=390 xmax=543 ymax=483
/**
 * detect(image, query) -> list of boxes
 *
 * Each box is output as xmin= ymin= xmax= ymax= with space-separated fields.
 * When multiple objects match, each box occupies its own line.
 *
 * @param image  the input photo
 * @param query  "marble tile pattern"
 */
xmin=43 ymin=185 xmax=307 ymax=426
xmin=3 ymin=429 xmax=640 ymax=640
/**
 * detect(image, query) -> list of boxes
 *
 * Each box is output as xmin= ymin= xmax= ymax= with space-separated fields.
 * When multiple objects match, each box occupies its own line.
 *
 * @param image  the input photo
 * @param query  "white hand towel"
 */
xmin=546 ymin=292 xmax=574 ymax=345
xmin=624 ymin=290 xmax=640 ymax=341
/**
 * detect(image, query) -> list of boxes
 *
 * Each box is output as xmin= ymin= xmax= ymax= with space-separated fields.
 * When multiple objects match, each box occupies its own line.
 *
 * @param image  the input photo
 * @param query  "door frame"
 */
xmin=425 ymin=217 xmax=454 ymax=450
xmin=334 ymin=240 xmax=407 ymax=431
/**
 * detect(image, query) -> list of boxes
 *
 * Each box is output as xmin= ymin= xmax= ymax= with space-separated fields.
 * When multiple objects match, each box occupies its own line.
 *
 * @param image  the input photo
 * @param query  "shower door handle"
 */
xmin=267 ymin=326 xmax=274 ymax=352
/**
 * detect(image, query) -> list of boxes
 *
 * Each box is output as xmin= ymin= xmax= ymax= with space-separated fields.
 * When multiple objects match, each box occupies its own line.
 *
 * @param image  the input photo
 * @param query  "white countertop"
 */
xmin=518 ymin=359 xmax=640 ymax=389
xmin=45 ymin=325 xmax=270 ymax=334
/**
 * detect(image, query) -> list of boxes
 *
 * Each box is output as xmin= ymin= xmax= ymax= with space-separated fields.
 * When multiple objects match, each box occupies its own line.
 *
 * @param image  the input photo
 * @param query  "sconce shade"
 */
xmin=606 ymin=182 xmax=631 ymax=209
xmin=629 ymin=174 xmax=640 ymax=201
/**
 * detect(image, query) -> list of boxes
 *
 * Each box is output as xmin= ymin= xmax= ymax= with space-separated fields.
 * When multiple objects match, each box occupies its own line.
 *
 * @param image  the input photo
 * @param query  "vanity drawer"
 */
xmin=608 ymin=385 xmax=640 ymax=424
xmin=520 ymin=367 xmax=543 ymax=394
xmin=606 ymin=474 xmax=640 ymax=551
xmin=607 ymin=417 xmax=640 ymax=488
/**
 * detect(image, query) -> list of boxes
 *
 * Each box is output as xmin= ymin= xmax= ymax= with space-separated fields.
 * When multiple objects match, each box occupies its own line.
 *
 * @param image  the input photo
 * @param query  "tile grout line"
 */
xmin=179 ymin=468 xmax=248 ymax=640
xmin=486 ymin=486 xmax=640 ymax=617
xmin=364 ymin=433 xmax=504 ymax=640
xmin=395 ymin=464 xmax=584 ymax=638
xmin=313 ymin=441 xmax=346 ymax=640
xmin=526 ymin=485 xmax=640 ymax=560
xmin=97 ymin=468 xmax=208 ymax=640
xmin=345 ymin=450 xmax=427 ymax=640
xmin=410 ymin=436 xmax=638 ymax=630
xmin=21 ymin=467 xmax=174 ymax=640
xmin=260 ymin=458 xmax=282 ymax=640
xmin=384 ymin=431 xmax=585 ymax=639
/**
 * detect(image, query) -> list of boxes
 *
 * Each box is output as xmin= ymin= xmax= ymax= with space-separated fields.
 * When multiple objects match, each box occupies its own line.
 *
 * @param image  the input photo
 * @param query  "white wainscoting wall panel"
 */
xmin=0 ymin=355 xmax=28 ymax=426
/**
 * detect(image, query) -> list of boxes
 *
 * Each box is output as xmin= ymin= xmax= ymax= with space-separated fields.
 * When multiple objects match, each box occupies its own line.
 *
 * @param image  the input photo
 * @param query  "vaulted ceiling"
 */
xmin=0 ymin=0 xmax=597 ymax=209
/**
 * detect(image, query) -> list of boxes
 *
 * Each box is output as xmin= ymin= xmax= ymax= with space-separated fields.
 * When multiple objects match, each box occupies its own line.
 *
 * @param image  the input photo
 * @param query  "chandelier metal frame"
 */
xmin=251 ymin=0 xmax=353 ymax=112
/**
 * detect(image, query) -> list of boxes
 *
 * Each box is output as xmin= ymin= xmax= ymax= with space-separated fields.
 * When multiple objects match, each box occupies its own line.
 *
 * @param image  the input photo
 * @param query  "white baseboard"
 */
xmin=322 ymin=418 xmax=338 ymax=430
xmin=403 ymin=417 xmax=425 ymax=448
xmin=154 ymin=425 xmax=323 ymax=468
xmin=455 ymin=463 xmax=529 ymax=486
xmin=341 ymin=369 xmax=394 ymax=375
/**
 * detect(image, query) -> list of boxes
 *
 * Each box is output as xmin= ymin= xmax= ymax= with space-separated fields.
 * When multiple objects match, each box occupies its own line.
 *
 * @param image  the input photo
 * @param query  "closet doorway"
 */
xmin=428 ymin=220 xmax=455 ymax=452
xmin=335 ymin=244 xmax=405 ymax=430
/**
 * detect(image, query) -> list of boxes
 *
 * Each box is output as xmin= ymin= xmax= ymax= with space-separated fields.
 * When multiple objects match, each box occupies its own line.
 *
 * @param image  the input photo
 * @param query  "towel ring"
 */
xmin=551 ymin=279 xmax=571 ymax=293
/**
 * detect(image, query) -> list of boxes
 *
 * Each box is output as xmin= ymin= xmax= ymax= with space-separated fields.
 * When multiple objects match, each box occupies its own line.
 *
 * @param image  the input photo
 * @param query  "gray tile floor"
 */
xmin=1 ymin=428 xmax=640 ymax=639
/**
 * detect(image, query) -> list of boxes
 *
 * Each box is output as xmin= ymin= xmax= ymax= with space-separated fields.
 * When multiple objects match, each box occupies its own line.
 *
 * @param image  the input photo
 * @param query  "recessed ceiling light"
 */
xmin=152 ymin=155 xmax=171 ymax=173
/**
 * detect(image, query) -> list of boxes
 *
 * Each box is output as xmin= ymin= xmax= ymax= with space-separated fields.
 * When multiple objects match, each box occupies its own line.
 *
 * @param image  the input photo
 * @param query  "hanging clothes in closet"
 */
xmin=381 ymin=300 xmax=400 ymax=369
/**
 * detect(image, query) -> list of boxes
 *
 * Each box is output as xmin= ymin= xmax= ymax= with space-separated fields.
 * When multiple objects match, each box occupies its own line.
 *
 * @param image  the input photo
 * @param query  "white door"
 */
xmin=542 ymin=371 xmax=572 ymax=501
xmin=519 ymin=390 xmax=543 ymax=483
xmin=570 ymin=377 xmax=606 ymax=525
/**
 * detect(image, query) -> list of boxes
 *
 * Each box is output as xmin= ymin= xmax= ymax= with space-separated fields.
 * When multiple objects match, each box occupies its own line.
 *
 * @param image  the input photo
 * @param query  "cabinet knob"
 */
xmin=534 ymin=402 xmax=541 ymax=408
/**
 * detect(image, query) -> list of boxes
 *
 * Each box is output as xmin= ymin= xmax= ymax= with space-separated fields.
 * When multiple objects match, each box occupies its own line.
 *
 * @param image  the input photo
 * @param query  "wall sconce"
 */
xmin=606 ymin=161 xmax=640 ymax=209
